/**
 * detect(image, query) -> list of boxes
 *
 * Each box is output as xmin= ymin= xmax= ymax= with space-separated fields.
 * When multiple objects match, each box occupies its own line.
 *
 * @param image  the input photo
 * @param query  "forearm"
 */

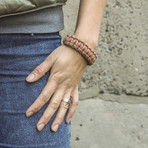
xmin=74 ymin=0 xmax=107 ymax=51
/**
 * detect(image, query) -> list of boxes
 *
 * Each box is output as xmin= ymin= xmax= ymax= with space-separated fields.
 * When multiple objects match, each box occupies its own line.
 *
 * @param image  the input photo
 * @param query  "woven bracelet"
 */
xmin=63 ymin=34 xmax=97 ymax=65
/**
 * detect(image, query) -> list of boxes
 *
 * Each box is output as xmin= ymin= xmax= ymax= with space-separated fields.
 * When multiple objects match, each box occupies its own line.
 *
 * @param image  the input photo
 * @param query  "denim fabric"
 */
xmin=0 ymin=32 xmax=71 ymax=148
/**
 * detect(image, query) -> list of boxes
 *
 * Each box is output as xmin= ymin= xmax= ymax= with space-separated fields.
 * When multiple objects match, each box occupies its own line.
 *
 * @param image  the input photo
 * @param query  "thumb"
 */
xmin=26 ymin=52 xmax=56 ymax=82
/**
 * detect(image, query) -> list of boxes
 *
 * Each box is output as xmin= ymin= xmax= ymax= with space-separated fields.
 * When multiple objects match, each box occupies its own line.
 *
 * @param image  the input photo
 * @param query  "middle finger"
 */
xmin=36 ymin=87 xmax=66 ymax=131
xmin=25 ymin=78 xmax=57 ymax=117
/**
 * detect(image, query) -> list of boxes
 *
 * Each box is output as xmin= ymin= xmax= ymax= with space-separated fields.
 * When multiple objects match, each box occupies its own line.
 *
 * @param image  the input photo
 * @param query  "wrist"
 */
xmin=63 ymin=34 xmax=97 ymax=65
xmin=73 ymin=32 xmax=99 ymax=51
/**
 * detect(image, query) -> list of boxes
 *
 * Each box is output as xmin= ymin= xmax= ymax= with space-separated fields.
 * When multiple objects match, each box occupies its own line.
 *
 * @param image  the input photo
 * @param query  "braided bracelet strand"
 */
xmin=63 ymin=34 xmax=97 ymax=65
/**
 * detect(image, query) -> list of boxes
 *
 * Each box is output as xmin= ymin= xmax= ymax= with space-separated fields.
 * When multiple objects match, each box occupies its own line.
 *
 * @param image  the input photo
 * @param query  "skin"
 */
xmin=25 ymin=0 xmax=107 ymax=132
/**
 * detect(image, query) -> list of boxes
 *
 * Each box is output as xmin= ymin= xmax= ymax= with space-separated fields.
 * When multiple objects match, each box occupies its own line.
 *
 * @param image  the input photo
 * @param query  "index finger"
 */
xmin=25 ymin=77 xmax=57 ymax=117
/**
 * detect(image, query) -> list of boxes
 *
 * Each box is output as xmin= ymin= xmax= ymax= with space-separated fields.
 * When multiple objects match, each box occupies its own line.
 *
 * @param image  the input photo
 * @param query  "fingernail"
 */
xmin=26 ymin=111 xmax=33 ymax=117
xmin=37 ymin=123 xmax=45 ymax=131
xmin=26 ymin=73 xmax=35 ymax=81
xmin=52 ymin=124 xmax=59 ymax=132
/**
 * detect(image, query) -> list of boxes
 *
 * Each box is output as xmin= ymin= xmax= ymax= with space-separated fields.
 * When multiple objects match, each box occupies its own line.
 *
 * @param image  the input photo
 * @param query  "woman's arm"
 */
xmin=74 ymin=0 xmax=107 ymax=51
xmin=25 ymin=0 xmax=107 ymax=132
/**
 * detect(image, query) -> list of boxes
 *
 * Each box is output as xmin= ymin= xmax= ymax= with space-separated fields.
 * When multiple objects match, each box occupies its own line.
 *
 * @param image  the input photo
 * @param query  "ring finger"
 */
xmin=51 ymin=90 xmax=72 ymax=132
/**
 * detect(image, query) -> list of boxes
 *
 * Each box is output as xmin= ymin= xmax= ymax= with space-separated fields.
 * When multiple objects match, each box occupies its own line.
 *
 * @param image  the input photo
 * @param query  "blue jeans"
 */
xmin=0 ymin=32 xmax=71 ymax=148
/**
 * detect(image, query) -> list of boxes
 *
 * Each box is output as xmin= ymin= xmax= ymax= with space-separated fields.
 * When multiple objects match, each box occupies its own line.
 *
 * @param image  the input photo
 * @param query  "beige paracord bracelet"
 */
xmin=63 ymin=34 xmax=97 ymax=65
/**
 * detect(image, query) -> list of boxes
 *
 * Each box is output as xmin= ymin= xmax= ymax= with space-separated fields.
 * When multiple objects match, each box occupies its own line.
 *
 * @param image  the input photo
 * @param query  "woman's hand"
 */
xmin=25 ymin=44 xmax=87 ymax=132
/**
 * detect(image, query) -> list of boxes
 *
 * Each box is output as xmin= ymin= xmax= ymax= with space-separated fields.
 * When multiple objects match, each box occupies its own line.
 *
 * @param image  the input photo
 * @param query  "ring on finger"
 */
xmin=61 ymin=96 xmax=72 ymax=105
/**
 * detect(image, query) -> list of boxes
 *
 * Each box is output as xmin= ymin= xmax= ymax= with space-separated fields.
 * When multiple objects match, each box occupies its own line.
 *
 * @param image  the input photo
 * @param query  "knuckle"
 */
xmin=73 ymin=100 xmax=79 ymax=107
xmin=50 ymin=99 xmax=59 ymax=109
xmin=40 ymin=92 xmax=50 ymax=102
xmin=42 ymin=114 xmax=50 ymax=122
xmin=52 ymin=75 xmax=65 ymax=84
xmin=61 ymin=102 xmax=69 ymax=109
xmin=66 ymin=78 xmax=71 ymax=84
xmin=34 ymin=66 xmax=45 ymax=76
xmin=33 ymin=105 xmax=41 ymax=112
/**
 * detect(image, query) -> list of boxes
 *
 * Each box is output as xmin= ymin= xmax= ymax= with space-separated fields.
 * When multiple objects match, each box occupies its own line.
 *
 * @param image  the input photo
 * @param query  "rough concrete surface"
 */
xmin=60 ymin=0 xmax=148 ymax=147
xmin=71 ymin=97 xmax=148 ymax=148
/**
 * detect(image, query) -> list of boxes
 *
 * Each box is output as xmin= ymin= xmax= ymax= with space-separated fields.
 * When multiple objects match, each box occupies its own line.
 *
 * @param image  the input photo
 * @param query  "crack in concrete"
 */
xmin=79 ymin=94 xmax=148 ymax=105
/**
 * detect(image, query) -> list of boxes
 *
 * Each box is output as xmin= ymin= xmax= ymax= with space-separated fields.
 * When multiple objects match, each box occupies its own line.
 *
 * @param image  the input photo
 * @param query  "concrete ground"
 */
xmin=71 ymin=95 xmax=148 ymax=148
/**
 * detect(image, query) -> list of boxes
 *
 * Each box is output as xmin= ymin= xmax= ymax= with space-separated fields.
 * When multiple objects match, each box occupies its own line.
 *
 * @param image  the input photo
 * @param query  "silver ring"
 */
xmin=62 ymin=96 xmax=72 ymax=104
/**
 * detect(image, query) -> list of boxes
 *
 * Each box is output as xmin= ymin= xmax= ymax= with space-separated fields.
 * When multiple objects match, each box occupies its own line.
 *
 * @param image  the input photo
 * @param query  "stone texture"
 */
xmin=71 ymin=97 xmax=148 ymax=148
xmin=61 ymin=0 xmax=148 ymax=96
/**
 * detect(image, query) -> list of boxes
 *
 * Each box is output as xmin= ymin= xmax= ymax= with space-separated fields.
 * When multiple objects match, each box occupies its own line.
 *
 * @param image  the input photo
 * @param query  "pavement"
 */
xmin=71 ymin=95 xmax=148 ymax=148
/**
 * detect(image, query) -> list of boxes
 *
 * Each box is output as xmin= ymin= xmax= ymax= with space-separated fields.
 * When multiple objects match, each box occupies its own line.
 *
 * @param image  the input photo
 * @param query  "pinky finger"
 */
xmin=65 ymin=86 xmax=79 ymax=123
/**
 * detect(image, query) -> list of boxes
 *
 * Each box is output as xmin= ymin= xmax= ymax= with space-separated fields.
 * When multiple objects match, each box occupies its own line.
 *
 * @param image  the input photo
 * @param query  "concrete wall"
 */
xmin=61 ymin=0 xmax=148 ymax=97
xmin=60 ymin=0 xmax=148 ymax=147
